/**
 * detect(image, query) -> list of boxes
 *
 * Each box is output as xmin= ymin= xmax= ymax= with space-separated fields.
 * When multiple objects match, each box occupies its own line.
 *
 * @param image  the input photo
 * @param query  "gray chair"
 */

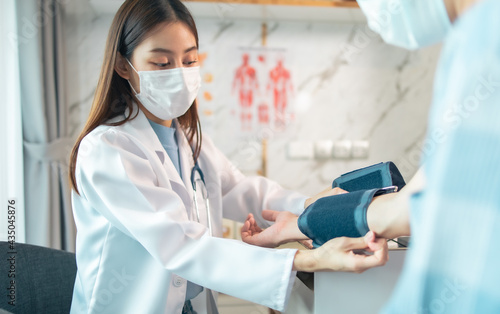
xmin=0 ymin=241 xmax=77 ymax=314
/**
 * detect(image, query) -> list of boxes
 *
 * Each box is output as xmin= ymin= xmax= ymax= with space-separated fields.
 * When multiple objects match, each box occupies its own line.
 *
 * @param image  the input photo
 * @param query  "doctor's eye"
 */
xmin=154 ymin=63 xmax=169 ymax=67
xmin=185 ymin=60 xmax=198 ymax=66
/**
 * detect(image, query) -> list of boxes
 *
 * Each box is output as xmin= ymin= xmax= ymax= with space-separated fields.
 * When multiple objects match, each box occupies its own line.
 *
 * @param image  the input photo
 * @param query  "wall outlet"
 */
xmin=352 ymin=140 xmax=370 ymax=159
xmin=314 ymin=140 xmax=334 ymax=159
xmin=332 ymin=140 xmax=352 ymax=159
xmin=288 ymin=141 xmax=314 ymax=160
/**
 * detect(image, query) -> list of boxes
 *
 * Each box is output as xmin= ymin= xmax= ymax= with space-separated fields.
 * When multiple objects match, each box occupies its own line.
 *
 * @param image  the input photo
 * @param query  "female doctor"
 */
xmin=68 ymin=0 xmax=388 ymax=313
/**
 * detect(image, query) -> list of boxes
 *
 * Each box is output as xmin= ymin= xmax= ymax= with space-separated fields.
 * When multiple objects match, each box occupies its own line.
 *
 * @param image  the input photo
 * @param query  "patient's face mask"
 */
xmin=127 ymin=60 xmax=201 ymax=120
xmin=357 ymin=0 xmax=452 ymax=50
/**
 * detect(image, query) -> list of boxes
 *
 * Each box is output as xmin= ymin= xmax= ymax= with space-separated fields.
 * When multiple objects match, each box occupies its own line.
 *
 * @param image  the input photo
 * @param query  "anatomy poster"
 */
xmin=231 ymin=47 xmax=296 ymax=136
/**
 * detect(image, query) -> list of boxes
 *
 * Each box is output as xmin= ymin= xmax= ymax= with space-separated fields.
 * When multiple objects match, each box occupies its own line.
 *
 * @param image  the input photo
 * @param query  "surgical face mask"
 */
xmin=357 ymin=0 xmax=452 ymax=50
xmin=127 ymin=60 xmax=201 ymax=120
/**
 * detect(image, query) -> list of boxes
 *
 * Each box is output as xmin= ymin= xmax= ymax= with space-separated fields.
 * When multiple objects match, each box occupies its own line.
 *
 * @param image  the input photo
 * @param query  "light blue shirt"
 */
xmin=147 ymin=119 xmax=204 ymax=301
xmin=384 ymin=0 xmax=500 ymax=313
xmin=148 ymin=119 xmax=182 ymax=176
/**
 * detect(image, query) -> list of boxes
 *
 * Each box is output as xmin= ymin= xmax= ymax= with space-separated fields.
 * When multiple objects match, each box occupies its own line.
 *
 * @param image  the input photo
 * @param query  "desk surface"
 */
xmin=314 ymin=249 xmax=407 ymax=314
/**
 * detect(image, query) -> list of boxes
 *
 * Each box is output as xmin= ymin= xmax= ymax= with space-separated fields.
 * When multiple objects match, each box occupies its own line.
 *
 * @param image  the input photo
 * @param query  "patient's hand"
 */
xmin=241 ymin=210 xmax=306 ymax=248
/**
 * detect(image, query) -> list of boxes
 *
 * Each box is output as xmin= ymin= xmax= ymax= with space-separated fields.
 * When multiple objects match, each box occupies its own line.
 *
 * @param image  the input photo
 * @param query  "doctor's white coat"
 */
xmin=70 ymin=107 xmax=307 ymax=314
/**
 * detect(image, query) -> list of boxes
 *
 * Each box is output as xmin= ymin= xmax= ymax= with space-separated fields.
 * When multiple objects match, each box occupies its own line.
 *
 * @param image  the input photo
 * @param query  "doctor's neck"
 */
xmin=138 ymin=102 xmax=173 ymax=127
xmin=444 ymin=0 xmax=482 ymax=22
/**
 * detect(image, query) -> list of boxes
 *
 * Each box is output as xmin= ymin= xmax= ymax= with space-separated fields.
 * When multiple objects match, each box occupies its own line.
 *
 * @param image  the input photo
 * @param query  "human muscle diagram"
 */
xmin=230 ymin=48 xmax=295 ymax=135
xmin=267 ymin=59 xmax=294 ymax=129
xmin=232 ymin=53 xmax=259 ymax=131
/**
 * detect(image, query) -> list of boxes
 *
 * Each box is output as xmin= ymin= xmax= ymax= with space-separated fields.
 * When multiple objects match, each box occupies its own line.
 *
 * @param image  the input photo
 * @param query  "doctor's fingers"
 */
xmin=246 ymin=213 xmax=255 ymax=224
xmin=330 ymin=187 xmax=348 ymax=196
xmin=331 ymin=236 xmax=372 ymax=252
xmin=337 ymin=231 xmax=385 ymax=251
xmin=319 ymin=186 xmax=346 ymax=194
xmin=315 ymin=237 xmax=370 ymax=263
xmin=242 ymin=215 xmax=263 ymax=233
xmin=261 ymin=210 xmax=298 ymax=223
xmin=318 ymin=186 xmax=349 ymax=196
xmin=299 ymin=239 xmax=314 ymax=249
xmin=347 ymin=252 xmax=388 ymax=274
xmin=245 ymin=213 xmax=258 ymax=228
xmin=314 ymin=237 xmax=387 ymax=273
xmin=364 ymin=232 xmax=387 ymax=252
xmin=261 ymin=209 xmax=281 ymax=222
xmin=241 ymin=220 xmax=258 ymax=239
xmin=350 ymin=242 xmax=388 ymax=273
xmin=305 ymin=187 xmax=349 ymax=208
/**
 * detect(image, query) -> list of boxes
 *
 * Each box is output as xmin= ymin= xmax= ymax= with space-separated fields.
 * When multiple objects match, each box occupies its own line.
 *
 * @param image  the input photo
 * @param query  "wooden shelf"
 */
xmin=183 ymin=0 xmax=359 ymax=7
xmin=86 ymin=0 xmax=360 ymax=16
xmin=182 ymin=0 xmax=364 ymax=22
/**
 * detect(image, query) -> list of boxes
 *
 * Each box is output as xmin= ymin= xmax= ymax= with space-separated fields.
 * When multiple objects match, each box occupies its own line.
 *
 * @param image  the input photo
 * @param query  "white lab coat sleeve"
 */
xmin=202 ymin=136 xmax=308 ymax=227
xmin=76 ymin=129 xmax=297 ymax=311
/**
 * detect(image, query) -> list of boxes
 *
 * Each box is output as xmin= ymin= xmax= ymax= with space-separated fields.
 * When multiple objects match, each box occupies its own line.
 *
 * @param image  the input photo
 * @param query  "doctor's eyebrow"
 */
xmin=149 ymin=46 xmax=198 ymax=54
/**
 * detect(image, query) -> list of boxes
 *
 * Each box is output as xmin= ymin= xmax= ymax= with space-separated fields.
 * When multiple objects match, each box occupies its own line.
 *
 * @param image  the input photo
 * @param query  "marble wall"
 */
xmin=63 ymin=1 xmax=442 ymax=196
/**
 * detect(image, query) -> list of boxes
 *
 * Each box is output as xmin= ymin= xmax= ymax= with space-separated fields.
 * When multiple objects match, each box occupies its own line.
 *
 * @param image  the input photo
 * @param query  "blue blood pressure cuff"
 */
xmin=298 ymin=162 xmax=406 ymax=248
xmin=332 ymin=162 xmax=406 ymax=192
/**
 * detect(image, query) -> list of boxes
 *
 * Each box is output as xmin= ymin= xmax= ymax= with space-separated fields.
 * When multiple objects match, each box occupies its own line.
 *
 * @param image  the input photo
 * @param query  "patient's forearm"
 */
xmin=367 ymin=192 xmax=411 ymax=239
xmin=367 ymin=167 xmax=425 ymax=238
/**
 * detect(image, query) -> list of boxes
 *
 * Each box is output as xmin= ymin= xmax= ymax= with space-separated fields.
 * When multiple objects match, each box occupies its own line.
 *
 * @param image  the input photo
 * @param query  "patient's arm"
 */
xmin=242 ymin=167 xmax=425 ymax=247
xmin=367 ymin=167 xmax=425 ymax=238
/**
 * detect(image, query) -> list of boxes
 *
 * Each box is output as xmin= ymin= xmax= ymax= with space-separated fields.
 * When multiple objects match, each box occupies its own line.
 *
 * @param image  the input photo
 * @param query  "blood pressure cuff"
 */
xmin=332 ymin=161 xmax=406 ymax=192
xmin=298 ymin=162 xmax=406 ymax=247
xmin=299 ymin=188 xmax=393 ymax=247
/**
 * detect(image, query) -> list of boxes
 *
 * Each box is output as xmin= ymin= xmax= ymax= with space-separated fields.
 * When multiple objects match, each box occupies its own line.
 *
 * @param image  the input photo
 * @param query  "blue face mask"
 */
xmin=357 ymin=0 xmax=452 ymax=50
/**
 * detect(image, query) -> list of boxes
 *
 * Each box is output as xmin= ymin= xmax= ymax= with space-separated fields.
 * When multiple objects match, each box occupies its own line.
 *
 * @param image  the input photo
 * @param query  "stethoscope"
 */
xmin=190 ymin=162 xmax=212 ymax=236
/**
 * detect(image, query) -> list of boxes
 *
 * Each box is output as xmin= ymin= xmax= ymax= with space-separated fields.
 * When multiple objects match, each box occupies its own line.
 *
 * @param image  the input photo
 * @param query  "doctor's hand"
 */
xmin=241 ymin=188 xmax=348 ymax=248
xmin=293 ymin=231 xmax=388 ymax=273
xmin=304 ymin=187 xmax=348 ymax=209
xmin=241 ymin=210 xmax=306 ymax=248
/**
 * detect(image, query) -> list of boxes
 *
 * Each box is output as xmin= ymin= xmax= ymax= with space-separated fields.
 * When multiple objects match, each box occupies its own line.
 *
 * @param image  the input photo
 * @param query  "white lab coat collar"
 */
xmin=119 ymin=106 xmax=196 ymax=210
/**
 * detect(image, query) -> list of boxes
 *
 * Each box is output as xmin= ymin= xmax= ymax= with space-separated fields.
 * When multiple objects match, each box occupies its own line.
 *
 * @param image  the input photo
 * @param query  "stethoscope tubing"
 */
xmin=191 ymin=162 xmax=212 ymax=236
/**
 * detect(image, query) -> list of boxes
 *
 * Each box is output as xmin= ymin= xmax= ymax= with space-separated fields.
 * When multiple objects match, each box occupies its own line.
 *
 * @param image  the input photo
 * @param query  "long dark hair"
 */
xmin=69 ymin=0 xmax=202 ymax=194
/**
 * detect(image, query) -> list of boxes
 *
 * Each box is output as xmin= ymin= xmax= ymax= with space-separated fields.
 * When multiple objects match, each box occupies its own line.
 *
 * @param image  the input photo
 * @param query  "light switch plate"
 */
xmin=352 ymin=140 xmax=370 ymax=159
xmin=314 ymin=140 xmax=334 ymax=159
xmin=288 ymin=141 xmax=314 ymax=159
xmin=333 ymin=140 xmax=352 ymax=159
